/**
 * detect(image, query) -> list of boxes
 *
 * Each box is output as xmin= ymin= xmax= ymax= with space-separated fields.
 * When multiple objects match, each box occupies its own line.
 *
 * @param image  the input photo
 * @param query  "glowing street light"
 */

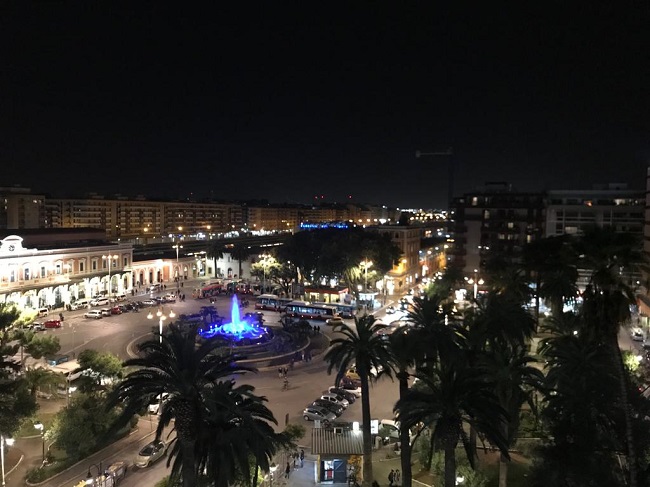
xmin=148 ymin=308 xmax=175 ymax=344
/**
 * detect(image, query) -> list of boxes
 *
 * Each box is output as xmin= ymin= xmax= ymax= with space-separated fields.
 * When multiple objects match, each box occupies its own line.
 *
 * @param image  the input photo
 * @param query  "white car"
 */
xmin=631 ymin=329 xmax=644 ymax=342
xmin=90 ymin=298 xmax=109 ymax=306
xmin=134 ymin=440 xmax=165 ymax=468
xmin=84 ymin=310 xmax=103 ymax=319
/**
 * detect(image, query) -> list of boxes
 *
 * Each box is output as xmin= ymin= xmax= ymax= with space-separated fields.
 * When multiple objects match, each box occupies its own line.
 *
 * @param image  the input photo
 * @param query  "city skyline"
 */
xmin=2 ymin=3 xmax=649 ymax=208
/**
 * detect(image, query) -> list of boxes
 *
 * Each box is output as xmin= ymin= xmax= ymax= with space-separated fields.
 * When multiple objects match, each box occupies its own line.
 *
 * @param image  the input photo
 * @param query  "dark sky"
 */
xmin=2 ymin=2 xmax=649 ymax=208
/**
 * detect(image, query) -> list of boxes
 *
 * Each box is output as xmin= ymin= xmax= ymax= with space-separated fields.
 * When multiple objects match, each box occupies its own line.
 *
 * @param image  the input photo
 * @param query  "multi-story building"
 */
xmin=373 ymin=225 xmax=422 ymax=296
xmin=42 ymin=195 xmax=243 ymax=241
xmin=545 ymin=185 xmax=644 ymax=237
xmin=0 ymin=187 xmax=45 ymax=229
xmin=449 ymin=183 xmax=546 ymax=277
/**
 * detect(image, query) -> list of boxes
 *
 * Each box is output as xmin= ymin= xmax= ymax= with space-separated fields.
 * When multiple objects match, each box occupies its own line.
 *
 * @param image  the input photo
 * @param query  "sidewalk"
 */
xmin=277 ymin=450 xmax=406 ymax=487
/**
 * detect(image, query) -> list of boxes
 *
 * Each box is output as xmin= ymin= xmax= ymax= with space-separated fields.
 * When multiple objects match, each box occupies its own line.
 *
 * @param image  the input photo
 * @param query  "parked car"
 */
xmin=37 ymin=307 xmax=49 ymax=317
xmin=631 ymin=329 xmax=644 ymax=342
xmin=90 ymin=298 xmax=109 ymax=306
xmin=134 ymin=440 xmax=166 ymax=468
xmin=110 ymin=306 xmax=122 ymax=315
xmin=100 ymin=308 xmax=112 ymax=317
xmin=337 ymin=379 xmax=362 ymax=397
xmin=43 ymin=319 xmax=62 ymax=328
xmin=148 ymin=393 xmax=169 ymax=415
xmin=320 ymin=393 xmax=349 ymax=408
xmin=311 ymin=399 xmax=344 ymax=417
xmin=327 ymin=387 xmax=357 ymax=404
xmin=84 ymin=310 xmax=103 ymax=319
xmin=303 ymin=406 xmax=337 ymax=422
xmin=385 ymin=305 xmax=396 ymax=314
xmin=142 ymin=299 xmax=158 ymax=306
xmin=27 ymin=322 xmax=46 ymax=332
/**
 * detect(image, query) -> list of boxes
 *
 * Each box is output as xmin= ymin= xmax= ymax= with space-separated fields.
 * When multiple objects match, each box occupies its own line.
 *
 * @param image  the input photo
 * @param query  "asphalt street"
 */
xmin=6 ymin=280 xmax=404 ymax=487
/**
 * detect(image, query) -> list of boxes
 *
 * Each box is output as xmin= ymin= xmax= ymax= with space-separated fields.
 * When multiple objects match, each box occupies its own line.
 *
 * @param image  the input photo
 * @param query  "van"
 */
xmin=37 ymin=308 xmax=49 ymax=317
xmin=70 ymin=299 xmax=90 ymax=310
xmin=149 ymin=284 xmax=162 ymax=292
xmin=90 ymin=297 xmax=109 ymax=306
xmin=115 ymin=293 xmax=127 ymax=302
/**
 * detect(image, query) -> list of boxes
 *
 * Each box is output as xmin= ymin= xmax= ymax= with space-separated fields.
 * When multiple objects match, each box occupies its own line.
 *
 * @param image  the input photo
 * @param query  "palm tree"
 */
xmin=522 ymin=235 xmax=578 ymax=323
xmin=231 ymin=245 xmax=253 ymax=280
xmin=483 ymin=343 xmax=543 ymax=487
xmin=407 ymin=294 xmax=464 ymax=371
xmin=395 ymin=358 xmax=509 ymax=487
xmin=387 ymin=328 xmax=420 ymax=487
xmin=165 ymin=381 xmax=287 ymax=487
xmin=325 ymin=314 xmax=393 ymax=486
xmin=576 ymin=226 xmax=645 ymax=487
xmin=107 ymin=322 xmax=253 ymax=487
xmin=536 ymin=323 xmax=625 ymax=486
xmin=206 ymin=241 xmax=225 ymax=278
xmin=24 ymin=366 xmax=64 ymax=397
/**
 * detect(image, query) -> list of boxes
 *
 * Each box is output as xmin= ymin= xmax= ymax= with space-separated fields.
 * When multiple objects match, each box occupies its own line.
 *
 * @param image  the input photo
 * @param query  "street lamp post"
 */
xmin=148 ymin=308 xmax=176 ymax=344
xmin=360 ymin=260 xmax=373 ymax=311
xmin=86 ymin=462 xmax=104 ymax=487
xmin=1 ymin=435 xmax=15 ymax=487
xmin=173 ymin=244 xmax=183 ymax=289
xmin=102 ymin=254 xmax=118 ymax=302
xmin=33 ymin=421 xmax=45 ymax=464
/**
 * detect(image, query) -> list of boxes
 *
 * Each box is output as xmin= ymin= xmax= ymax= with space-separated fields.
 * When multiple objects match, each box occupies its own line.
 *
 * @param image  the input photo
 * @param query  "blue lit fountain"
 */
xmin=199 ymin=295 xmax=269 ymax=343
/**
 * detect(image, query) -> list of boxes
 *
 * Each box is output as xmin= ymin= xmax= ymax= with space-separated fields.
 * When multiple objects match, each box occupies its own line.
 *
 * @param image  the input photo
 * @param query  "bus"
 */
xmin=255 ymin=294 xmax=292 ymax=312
xmin=315 ymin=302 xmax=356 ymax=319
xmin=284 ymin=301 xmax=338 ymax=320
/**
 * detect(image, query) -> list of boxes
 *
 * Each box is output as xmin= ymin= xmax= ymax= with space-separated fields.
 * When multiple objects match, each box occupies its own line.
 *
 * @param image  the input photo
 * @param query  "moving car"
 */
xmin=27 ymin=322 xmax=46 ymax=332
xmin=631 ymin=329 xmax=644 ymax=342
xmin=134 ymin=440 xmax=165 ymax=468
xmin=327 ymin=387 xmax=357 ymax=403
xmin=84 ymin=310 xmax=103 ymax=319
xmin=385 ymin=305 xmax=396 ymax=314
xmin=43 ymin=319 xmax=62 ymax=328
xmin=303 ymin=406 xmax=337 ymax=422
xmin=311 ymin=399 xmax=344 ymax=416
xmin=325 ymin=317 xmax=344 ymax=326
xmin=90 ymin=297 xmax=109 ymax=306
xmin=320 ymin=393 xmax=349 ymax=408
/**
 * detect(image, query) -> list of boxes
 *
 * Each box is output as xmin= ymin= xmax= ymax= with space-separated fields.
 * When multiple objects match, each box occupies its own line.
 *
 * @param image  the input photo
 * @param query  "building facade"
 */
xmin=449 ymin=184 xmax=546 ymax=277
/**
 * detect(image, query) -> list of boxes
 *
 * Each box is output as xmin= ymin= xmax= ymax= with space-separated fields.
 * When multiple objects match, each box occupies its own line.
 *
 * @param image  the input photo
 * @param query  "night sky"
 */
xmin=2 ymin=3 xmax=649 ymax=208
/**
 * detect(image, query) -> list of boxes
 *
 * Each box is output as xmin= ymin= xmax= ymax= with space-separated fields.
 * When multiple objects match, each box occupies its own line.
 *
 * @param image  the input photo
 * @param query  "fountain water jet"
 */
xmin=199 ymin=295 xmax=268 ymax=342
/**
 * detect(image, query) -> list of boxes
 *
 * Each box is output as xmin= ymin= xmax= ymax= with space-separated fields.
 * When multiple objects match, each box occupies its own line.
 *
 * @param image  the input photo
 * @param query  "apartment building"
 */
xmin=449 ymin=183 xmax=546 ymax=277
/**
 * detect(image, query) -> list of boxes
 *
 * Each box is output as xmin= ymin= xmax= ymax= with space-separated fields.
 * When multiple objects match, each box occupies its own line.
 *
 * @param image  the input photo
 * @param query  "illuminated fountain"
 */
xmin=199 ymin=295 xmax=269 ymax=343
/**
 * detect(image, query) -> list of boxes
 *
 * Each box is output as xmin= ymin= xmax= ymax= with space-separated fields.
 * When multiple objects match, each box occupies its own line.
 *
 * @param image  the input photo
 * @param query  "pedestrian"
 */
xmin=395 ymin=469 xmax=401 ymax=484
xmin=285 ymin=462 xmax=291 ymax=479
xmin=388 ymin=469 xmax=395 ymax=486
xmin=283 ymin=366 xmax=288 ymax=377
xmin=278 ymin=367 xmax=283 ymax=379
xmin=293 ymin=453 xmax=297 ymax=468
xmin=300 ymin=449 xmax=304 ymax=467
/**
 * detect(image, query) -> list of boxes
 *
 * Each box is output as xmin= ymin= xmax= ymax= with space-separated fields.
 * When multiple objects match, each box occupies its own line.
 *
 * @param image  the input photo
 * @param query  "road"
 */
xmin=8 ymin=282 xmax=403 ymax=487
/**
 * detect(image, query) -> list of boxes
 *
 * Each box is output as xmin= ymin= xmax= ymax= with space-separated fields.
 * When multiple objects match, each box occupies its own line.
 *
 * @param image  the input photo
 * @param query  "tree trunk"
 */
xmin=398 ymin=372 xmax=412 ymax=487
xmin=360 ymin=372 xmax=374 ymax=486
xmin=612 ymin=340 xmax=638 ymax=487
xmin=252 ymin=461 xmax=259 ymax=487
xmin=498 ymin=451 xmax=508 ymax=487
xmin=214 ymin=257 xmax=218 ymax=278
xmin=180 ymin=438 xmax=197 ymax=487
xmin=469 ymin=425 xmax=478 ymax=467
xmin=444 ymin=437 xmax=457 ymax=487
